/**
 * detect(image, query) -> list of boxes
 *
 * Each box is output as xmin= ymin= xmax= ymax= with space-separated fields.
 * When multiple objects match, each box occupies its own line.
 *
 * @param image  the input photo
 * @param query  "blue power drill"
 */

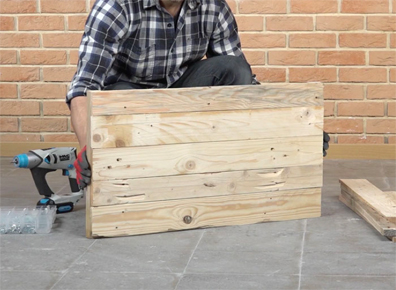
xmin=12 ymin=147 xmax=84 ymax=213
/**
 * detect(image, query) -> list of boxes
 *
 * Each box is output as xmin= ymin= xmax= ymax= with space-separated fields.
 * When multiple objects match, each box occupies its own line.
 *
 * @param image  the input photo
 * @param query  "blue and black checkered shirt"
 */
xmin=66 ymin=0 xmax=245 ymax=103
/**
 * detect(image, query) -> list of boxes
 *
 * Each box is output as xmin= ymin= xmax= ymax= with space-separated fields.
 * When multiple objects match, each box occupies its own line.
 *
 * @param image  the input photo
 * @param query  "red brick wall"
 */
xmin=0 ymin=0 xmax=395 ymax=144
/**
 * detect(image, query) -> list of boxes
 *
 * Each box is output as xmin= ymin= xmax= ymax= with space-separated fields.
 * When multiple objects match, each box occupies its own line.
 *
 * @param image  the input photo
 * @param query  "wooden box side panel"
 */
xmin=90 ymin=187 xmax=321 ymax=238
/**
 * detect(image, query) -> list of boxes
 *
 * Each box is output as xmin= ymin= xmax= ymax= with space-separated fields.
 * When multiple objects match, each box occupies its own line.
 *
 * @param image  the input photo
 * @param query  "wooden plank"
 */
xmin=340 ymin=179 xmax=396 ymax=223
xmin=339 ymin=189 xmax=396 ymax=238
xmin=326 ymin=144 xmax=396 ymax=160
xmin=90 ymin=106 xmax=323 ymax=149
xmin=91 ymin=164 xmax=323 ymax=206
xmin=89 ymin=187 xmax=321 ymax=238
xmin=91 ymin=135 xmax=322 ymax=181
xmin=88 ymin=84 xmax=323 ymax=116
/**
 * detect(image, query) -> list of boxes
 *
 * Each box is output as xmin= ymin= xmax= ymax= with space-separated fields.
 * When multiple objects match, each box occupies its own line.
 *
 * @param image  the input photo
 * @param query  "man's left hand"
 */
xmin=323 ymin=132 xmax=330 ymax=157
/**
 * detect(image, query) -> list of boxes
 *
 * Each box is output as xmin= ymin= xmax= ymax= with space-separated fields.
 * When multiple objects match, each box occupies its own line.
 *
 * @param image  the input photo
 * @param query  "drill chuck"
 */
xmin=12 ymin=153 xmax=42 ymax=169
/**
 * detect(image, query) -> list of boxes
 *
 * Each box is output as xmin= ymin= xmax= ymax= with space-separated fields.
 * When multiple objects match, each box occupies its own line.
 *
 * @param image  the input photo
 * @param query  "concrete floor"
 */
xmin=0 ymin=157 xmax=395 ymax=290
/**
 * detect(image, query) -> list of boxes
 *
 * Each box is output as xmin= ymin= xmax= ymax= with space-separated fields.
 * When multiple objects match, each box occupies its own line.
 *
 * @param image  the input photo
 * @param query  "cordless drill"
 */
xmin=12 ymin=147 xmax=84 ymax=213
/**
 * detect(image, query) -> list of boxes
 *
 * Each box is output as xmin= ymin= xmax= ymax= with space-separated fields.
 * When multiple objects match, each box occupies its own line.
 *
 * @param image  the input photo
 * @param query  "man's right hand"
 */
xmin=74 ymin=145 xmax=91 ymax=189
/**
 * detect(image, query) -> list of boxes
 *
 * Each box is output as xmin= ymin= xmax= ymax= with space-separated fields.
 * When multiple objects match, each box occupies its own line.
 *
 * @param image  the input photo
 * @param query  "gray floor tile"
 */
xmin=67 ymin=231 xmax=203 ymax=274
xmin=198 ymin=224 xmax=304 ymax=252
xmin=300 ymin=275 xmax=396 ymax=290
xmin=302 ymin=252 xmax=396 ymax=276
xmin=52 ymin=272 xmax=179 ymax=290
xmin=0 ymin=271 xmax=62 ymax=290
xmin=176 ymin=274 xmax=299 ymax=290
xmin=186 ymin=250 xmax=301 ymax=275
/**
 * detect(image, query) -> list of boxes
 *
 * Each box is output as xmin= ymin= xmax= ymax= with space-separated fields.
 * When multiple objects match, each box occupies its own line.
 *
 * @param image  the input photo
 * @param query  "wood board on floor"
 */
xmin=86 ymin=84 xmax=324 ymax=238
xmin=339 ymin=179 xmax=396 ymax=242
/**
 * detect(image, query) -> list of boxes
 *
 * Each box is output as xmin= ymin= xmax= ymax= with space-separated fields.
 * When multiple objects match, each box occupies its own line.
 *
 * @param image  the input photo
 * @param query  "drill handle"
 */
xmin=30 ymin=167 xmax=56 ymax=197
xmin=69 ymin=177 xmax=80 ymax=193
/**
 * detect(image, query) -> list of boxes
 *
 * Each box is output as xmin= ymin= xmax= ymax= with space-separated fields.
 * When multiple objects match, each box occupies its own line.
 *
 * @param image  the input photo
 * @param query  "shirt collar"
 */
xmin=143 ymin=0 xmax=201 ymax=10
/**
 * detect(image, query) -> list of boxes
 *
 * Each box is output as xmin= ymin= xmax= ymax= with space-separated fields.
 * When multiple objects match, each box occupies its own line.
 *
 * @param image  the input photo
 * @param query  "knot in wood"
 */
xmin=183 ymin=215 xmax=193 ymax=224
xmin=185 ymin=160 xmax=196 ymax=170
xmin=93 ymin=134 xmax=102 ymax=142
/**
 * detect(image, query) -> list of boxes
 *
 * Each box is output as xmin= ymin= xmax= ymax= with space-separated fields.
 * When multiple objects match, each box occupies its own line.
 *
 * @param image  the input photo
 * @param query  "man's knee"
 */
xmin=215 ymin=55 xmax=252 ymax=85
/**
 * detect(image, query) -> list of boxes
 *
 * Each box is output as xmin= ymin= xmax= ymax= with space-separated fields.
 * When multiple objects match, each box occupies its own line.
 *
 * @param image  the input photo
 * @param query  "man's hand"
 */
xmin=74 ymin=146 xmax=91 ymax=189
xmin=323 ymin=131 xmax=330 ymax=157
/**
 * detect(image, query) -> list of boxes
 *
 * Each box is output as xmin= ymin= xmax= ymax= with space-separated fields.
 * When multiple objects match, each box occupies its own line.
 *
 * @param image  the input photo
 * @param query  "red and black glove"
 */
xmin=323 ymin=131 xmax=330 ymax=157
xmin=74 ymin=145 xmax=91 ymax=189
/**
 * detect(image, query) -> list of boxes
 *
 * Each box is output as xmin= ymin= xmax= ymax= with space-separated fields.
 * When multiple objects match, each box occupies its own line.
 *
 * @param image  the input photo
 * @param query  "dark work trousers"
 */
xmin=104 ymin=55 xmax=252 ymax=91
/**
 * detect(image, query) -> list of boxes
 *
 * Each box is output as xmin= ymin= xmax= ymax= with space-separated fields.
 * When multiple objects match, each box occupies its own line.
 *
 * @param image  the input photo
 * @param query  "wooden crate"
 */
xmin=86 ymin=84 xmax=324 ymax=238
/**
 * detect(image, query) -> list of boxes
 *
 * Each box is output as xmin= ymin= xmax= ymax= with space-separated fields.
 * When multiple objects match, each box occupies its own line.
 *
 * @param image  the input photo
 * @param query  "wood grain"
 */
xmin=89 ymin=84 xmax=323 ymax=116
xmin=90 ymin=187 xmax=321 ymax=238
xmin=91 ymin=135 xmax=322 ymax=181
xmin=91 ymin=164 xmax=323 ymax=206
xmin=340 ymin=179 xmax=396 ymax=223
xmin=90 ymin=106 xmax=323 ymax=149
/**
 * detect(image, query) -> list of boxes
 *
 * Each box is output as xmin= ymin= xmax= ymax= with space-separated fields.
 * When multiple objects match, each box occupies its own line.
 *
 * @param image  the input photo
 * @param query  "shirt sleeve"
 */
xmin=207 ymin=1 xmax=245 ymax=59
xmin=66 ymin=0 xmax=129 ymax=104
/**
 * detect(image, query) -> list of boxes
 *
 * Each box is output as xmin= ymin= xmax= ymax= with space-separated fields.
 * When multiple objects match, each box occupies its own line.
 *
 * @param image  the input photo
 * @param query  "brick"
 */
xmin=69 ymin=50 xmax=79 ymax=65
xmin=240 ymin=33 xmax=285 ymax=48
xmin=290 ymin=0 xmax=338 ymax=13
xmin=324 ymin=119 xmax=363 ymax=134
xmin=266 ymin=16 xmax=313 ymax=31
xmin=67 ymin=15 xmax=88 ymax=31
xmin=0 ymin=16 xmax=15 ymax=31
xmin=0 ymin=50 xmax=17 ymax=64
xmin=318 ymin=51 xmax=365 ymax=66
xmin=43 ymin=101 xmax=70 ymax=116
xmin=388 ymin=102 xmax=396 ymax=117
xmin=394 ymin=0 xmax=396 ymax=13
xmin=339 ymin=68 xmax=387 ymax=83
xmin=391 ymin=34 xmax=396 ymax=48
xmin=42 ymin=33 xmax=82 ymax=48
xmin=367 ymin=85 xmax=396 ymax=99
xmin=289 ymin=33 xmax=336 ymax=48
xmin=367 ymin=16 xmax=396 ymax=31
xmin=316 ymin=16 xmax=364 ymax=31
xmin=235 ymin=16 xmax=263 ymax=31
xmin=42 ymin=133 xmax=78 ymax=142
xmin=338 ymin=102 xmax=385 ymax=117
xmin=239 ymin=0 xmax=287 ymax=14
xmin=20 ymin=84 xmax=68 ymax=99
xmin=18 ymin=16 xmax=64 ymax=31
xmin=339 ymin=33 xmax=387 ymax=48
xmin=0 ymin=134 xmax=40 ymax=142
xmin=341 ymin=0 xmax=389 ymax=13
xmin=21 ymin=117 xmax=68 ymax=132
xmin=40 ymin=0 xmax=86 ymax=13
xmin=324 ymin=85 xmax=364 ymax=100
xmin=0 ymin=33 xmax=40 ymax=48
xmin=0 ymin=100 xmax=39 ymax=116
xmin=367 ymin=119 xmax=396 ymax=134
xmin=289 ymin=68 xmax=337 ymax=83
xmin=42 ymin=67 xmax=76 ymax=82
xmin=268 ymin=51 xmax=315 ymax=65
xmin=0 ymin=67 xmax=40 ymax=82
xmin=243 ymin=50 xmax=265 ymax=65
xmin=391 ymin=69 xmax=396 ymax=82
xmin=0 ymin=0 xmax=36 ymax=13
xmin=20 ymin=50 xmax=67 ymax=65
xmin=337 ymin=135 xmax=384 ymax=144
xmin=324 ymin=101 xmax=335 ymax=117
xmin=388 ymin=136 xmax=396 ymax=144
xmin=0 ymin=84 xmax=18 ymax=99
xmin=252 ymin=67 xmax=286 ymax=82
xmin=0 ymin=117 xmax=18 ymax=132
xmin=369 ymin=51 xmax=396 ymax=66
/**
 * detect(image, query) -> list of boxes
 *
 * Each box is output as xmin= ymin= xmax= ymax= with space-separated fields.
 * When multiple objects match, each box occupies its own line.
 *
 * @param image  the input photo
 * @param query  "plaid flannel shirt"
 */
xmin=66 ymin=0 xmax=246 ymax=103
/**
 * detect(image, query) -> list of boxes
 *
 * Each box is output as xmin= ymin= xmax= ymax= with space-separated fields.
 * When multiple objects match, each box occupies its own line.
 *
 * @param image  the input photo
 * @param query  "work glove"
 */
xmin=323 ymin=131 xmax=330 ymax=157
xmin=74 ymin=145 xmax=91 ymax=189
